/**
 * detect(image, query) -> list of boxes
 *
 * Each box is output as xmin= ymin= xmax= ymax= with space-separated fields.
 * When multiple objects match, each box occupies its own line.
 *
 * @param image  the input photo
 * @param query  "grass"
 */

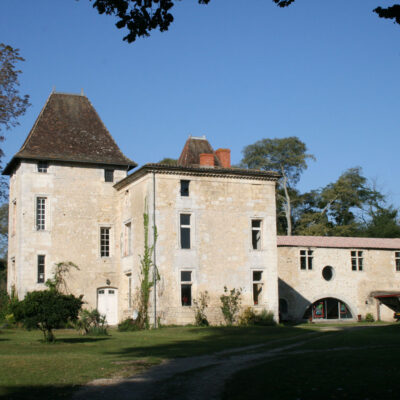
xmin=0 ymin=324 xmax=310 ymax=400
xmin=222 ymin=324 xmax=400 ymax=400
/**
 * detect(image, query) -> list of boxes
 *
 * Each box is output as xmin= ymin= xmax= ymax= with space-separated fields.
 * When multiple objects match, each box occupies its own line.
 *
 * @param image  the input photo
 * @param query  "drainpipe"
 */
xmin=153 ymin=171 xmax=157 ymax=328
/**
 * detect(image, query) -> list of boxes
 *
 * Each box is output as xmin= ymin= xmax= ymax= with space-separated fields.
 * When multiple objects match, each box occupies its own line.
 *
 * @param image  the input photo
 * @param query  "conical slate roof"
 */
xmin=178 ymin=136 xmax=221 ymax=167
xmin=3 ymin=92 xmax=136 ymax=174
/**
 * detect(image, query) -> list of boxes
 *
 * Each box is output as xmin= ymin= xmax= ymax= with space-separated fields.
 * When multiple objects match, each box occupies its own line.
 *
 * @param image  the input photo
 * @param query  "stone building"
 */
xmin=278 ymin=236 xmax=400 ymax=322
xmin=4 ymin=92 xmax=280 ymax=325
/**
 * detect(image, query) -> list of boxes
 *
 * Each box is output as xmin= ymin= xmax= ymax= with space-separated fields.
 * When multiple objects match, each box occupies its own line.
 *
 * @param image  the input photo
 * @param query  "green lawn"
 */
xmin=0 ymin=324 xmax=310 ymax=400
xmin=222 ymin=324 xmax=400 ymax=400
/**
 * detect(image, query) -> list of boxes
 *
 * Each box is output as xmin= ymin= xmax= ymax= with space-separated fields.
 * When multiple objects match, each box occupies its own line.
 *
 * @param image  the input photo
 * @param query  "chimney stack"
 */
xmin=216 ymin=148 xmax=231 ymax=168
xmin=199 ymin=153 xmax=215 ymax=167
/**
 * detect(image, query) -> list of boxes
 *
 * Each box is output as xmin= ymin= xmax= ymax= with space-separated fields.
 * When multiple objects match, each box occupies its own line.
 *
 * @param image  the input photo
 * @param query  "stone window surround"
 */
xmin=180 ymin=269 xmax=195 ymax=307
xmin=300 ymin=249 xmax=313 ymax=270
xmin=251 ymin=218 xmax=263 ymax=251
xmin=351 ymin=250 xmax=363 ymax=271
xmin=34 ymin=194 xmax=50 ymax=232
xmin=251 ymin=268 xmax=264 ymax=305
xmin=395 ymin=251 xmax=400 ymax=272
xmin=178 ymin=211 xmax=194 ymax=250
xmin=123 ymin=219 xmax=132 ymax=257
xmin=99 ymin=224 xmax=113 ymax=258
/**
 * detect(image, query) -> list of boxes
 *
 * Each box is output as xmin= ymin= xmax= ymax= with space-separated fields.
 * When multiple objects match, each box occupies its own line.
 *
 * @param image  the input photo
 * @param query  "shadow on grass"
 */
xmin=57 ymin=336 xmax=111 ymax=344
xmin=106 ymin=325 xmax=309 ymax=359
xmin=0 ymin=385 xmax=77 ymax=400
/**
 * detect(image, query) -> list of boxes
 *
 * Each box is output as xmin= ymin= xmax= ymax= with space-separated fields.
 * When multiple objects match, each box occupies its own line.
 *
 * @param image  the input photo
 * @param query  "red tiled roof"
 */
xmin=277 ymin=235 xmax=400 ymax=250
xmin=3 ymin=92 xmax=136 ymax=174
xmin=178 ymin=136 xmax=221 ymax=167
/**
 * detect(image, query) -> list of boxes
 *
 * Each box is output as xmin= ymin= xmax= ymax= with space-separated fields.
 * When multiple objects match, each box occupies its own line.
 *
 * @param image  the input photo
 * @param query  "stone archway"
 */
xmin=303 ymin=297 xmax=353 ymax=320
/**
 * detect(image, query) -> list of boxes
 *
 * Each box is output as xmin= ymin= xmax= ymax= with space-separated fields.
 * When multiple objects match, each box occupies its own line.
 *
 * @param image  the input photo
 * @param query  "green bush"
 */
xmin=0 ymin=286 xmax=19 ymax=324
xmin=238 ymin=307 xmax=276 ymax=326
xmin=193 ymin=291 xmax=210 ymax=326
xmin=12 ymin=290 xmax=83 ymax=342
xmin=118 ymin=317 xmax=141 ymax=332
xmin=365 ymin=313 xmax=375 ymax=323
xmin=220 ymin=286 xmax=242 ymax=326
xmin=75 ymin=309 xmax=108 ymax=335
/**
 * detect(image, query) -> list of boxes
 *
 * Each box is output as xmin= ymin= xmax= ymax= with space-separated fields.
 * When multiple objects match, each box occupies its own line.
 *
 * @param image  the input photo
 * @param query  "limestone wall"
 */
xmin=7 ymin=160 xmax=127 ymax=312
xmin=118 ymin=171 xmax=279 ymax=325
xmin=278 ymin=246 xmax=400 ymax=322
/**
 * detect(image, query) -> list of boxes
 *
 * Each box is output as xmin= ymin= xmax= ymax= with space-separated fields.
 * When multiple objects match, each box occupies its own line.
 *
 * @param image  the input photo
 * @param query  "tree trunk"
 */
xmin=280 ymin=167 xmax=292 ymax=236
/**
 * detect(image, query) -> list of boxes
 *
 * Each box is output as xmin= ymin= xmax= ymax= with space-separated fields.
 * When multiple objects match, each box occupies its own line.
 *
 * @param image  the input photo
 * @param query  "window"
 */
xmin=251 ymin=219 xmax=262 ymax=250
xmin=322 ymin=266 xmax=334 ymax=281
xmin=124 ymin=222 xmax=132 ymax=256
xmin=252 ymin=270 xmax=263 ymax=305
xmin=100 ymin=227 xmax=110 ymax=257
xmin=351 ymin=251 xmax=363 ymax=271
xmin=181 ymin=270 xmax=192 ymax=306
xmin=104 ymin=169 xmax=114 ymax=182
xmin=37 ymin=161 xmax=48 ymax=173
xmin=180 ymin=214 xmax=191 ymax=249
xmin=37 ymin=255 xmax=45 ymax=283
xmin=180 ymin=180 xmax=190 ymax=196
xmin=300 ymin=250 xmax=313 ymax=270
xmin=395 ymin=252 xmax=400 ymax=272
xmin=36 ymin=197 xmax=46 ymax=230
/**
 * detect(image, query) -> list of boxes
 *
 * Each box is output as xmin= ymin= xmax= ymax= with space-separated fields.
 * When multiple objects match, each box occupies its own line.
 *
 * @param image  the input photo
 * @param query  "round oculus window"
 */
xmin=322 ymin=266 xmax=334 ymax=281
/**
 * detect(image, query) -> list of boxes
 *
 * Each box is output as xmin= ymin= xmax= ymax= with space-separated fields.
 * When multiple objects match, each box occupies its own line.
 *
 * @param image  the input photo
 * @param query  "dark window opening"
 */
xmin=181 ymin=284 xmax=192 ymax=306
xmin=396 ymin=252 xmax=400 ymax=272
xmin=37 ymin=255 xmax=45 ymax=283
xmin=303 ymin=297 xmax=352 ymax=320
xmin=180 ymin=214 xmax=191 ymax=249
xmin=251 ymin=219 xmax=262 ymax=250
xmin=105 ymin=169 xmax=114 ymax=182
xmin=181 ymin=271 xmax=192 ymax=281
xmin=37 ymin=161 xmax=48 ymax=173
xmin=180 ymin=180 xmax=190 ymax=197
xmin=300 ymin=250 xmax=313 ymax=270
xmin=252 ymin=270 xmax=263 ymax=305
xmin=322 ymin=266 xmax=334 ymax=281
xmin=351 ymin=251 xmax=363 ymax=271
xmin=100 ymin=227 xmax=110 ymax=257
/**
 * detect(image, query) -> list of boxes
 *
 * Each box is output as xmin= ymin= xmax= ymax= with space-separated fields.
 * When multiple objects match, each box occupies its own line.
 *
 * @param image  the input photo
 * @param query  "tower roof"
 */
xmin=178 ymin=136 xmax=221 ymax=167
xmin=3 ymin=92 xmax=136 ymax=175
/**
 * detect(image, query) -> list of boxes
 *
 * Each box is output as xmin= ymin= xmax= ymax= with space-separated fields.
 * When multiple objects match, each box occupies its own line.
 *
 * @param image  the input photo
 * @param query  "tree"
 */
xmin=158 ymin=157 xmax=178 ymax=166
xmin=89 ymin=1 xmax=400 ymax=43
xmin=0 ymin=44 xmax=30 ymax=150
xmin=241 ymin=137 xmax=315 ymax=236
xmin=360 ymin=206 xmax=400 ymax=238
xmin=12 ymin=290 xmax=83 ymax=342
xmin=294 ymin=167 xmax=385 ymax=237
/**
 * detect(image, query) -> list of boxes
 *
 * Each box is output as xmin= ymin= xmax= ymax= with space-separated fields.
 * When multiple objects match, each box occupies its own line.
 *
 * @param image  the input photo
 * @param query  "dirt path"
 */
xmin=72 ymin=326 xmax=387 ymax=400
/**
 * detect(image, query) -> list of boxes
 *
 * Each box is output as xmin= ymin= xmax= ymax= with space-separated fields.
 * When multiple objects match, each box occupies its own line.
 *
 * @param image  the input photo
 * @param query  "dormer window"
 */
xmin=104 ymin=169 xmax=114 ymax=183
xmin=37 ymin=161 xmax=48 ymax=173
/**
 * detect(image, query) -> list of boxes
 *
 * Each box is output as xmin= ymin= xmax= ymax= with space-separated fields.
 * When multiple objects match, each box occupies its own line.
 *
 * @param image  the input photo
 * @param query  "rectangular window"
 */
xmin=104 ymin=169 xmax=114 ymax=182
xmin=124 ymin=222 xmax=132 ymax=256
xmin=36 ymin=197 xmax=46 ymax=231
xmin=180 ymin=214 xmax=191 ymax=249
xmin=252 ymin=270 xmax=263 ymax=305
xmin=128 ymin=275 xmax=132 ymax=308
xmin=100 ymin=227 xmax=110 ymax=257
xmin=351 ymin=251 xmax=363 ymax=271
xmin=300 ymin=250 xmax=313 ymax=270
xmin=37 ymin=161 xmax=48 ymax=173
xmin=12 ymin=199 xmax=16 ymax=236
xmin=251 ymin=219 xmax=262 ymax=250
xmin=180 ymin=180 xmax=190 ymax=197
xmin=395 ymin=252 xmax=400 ymax=272
xmin=181 ymin=270 xmax=192 ymax=306
xmin=37 ymin=255 xmax=45 ymax=283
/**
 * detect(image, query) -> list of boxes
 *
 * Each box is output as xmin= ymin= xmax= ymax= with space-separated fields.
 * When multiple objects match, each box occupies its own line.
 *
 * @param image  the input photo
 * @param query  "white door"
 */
xmin=97 ymin=288 xmax=118 ymax=325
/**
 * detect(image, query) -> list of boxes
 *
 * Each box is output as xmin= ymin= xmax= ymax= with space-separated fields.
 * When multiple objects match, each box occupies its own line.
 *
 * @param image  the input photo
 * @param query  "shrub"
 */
xmin=118 ymin=317 xmax=141 ymax=332
xmin=0 ymin=286 xmax=19 ymax=324
xmin=12 ymin=290 xmax=83 ymax=342
xmin=193 ymin=291 xmax=210 ymax=326
xmin=365 ymin=313 xmax=375 ymax=323
xmin=75 ymin=309 xmax=108 ymax=335
xmin=220 ymin=286 xmax=242 ymax=326
xmin=238 ymin=307 xmax=276 ymax=326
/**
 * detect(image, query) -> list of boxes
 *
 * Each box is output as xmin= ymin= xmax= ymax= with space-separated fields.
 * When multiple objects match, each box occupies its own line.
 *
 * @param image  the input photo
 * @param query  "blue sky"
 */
xmin=1 ymin=0 xmax=400 ymax=206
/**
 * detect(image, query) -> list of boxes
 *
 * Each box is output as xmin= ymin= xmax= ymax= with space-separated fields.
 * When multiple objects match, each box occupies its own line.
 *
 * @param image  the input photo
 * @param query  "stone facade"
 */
xmin=278 ymin=238 xmax=400 ymax=322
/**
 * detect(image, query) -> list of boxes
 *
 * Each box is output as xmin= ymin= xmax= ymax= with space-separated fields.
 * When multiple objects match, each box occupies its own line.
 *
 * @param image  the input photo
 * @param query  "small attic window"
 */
xmin=180 ymin=180 xmax=190 ymax=197
xmin=104 ymin=169 xmax=114 ymax=183
xmin=37 ymin=161 xmax=48 ymax=173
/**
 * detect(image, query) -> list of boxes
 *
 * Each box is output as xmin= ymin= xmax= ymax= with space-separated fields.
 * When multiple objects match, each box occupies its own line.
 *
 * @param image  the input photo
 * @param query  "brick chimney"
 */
xmin=216 ymin=148 xmax=231 ymax=168
xmin=199 ymin=153 xmax=215 ymax=167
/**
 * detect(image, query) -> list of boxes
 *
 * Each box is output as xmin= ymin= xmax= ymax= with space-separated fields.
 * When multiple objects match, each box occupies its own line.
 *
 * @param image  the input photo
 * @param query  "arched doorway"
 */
xmin=97 ymin=287 xmax=118 ymax=325
xmin=303 ymin=297 xmax=353 ymax=320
